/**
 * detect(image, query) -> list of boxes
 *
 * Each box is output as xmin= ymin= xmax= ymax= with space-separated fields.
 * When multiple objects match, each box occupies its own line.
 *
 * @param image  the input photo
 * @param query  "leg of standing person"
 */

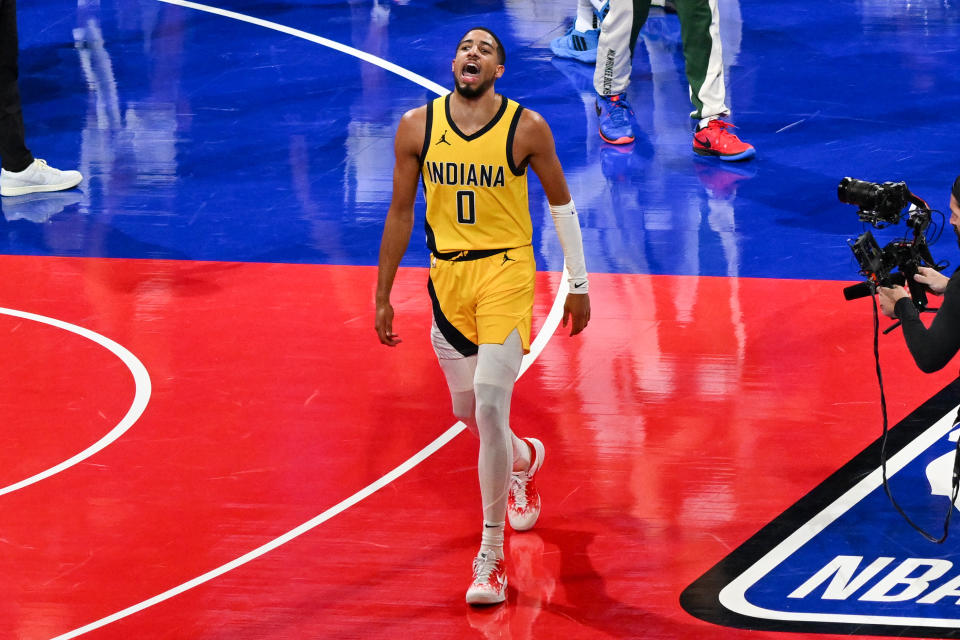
xmin=594 ymin=0 xmax=650 ymax=145
xmin=549 ymin=0 xmax=609 ymax=63
xmin=679 ymin=0 xmax=755 ymax=160
xmin=0 ymin=0 xmax=83 ymax=196
xmin=0 ymin=0 xmax=33 ymax=173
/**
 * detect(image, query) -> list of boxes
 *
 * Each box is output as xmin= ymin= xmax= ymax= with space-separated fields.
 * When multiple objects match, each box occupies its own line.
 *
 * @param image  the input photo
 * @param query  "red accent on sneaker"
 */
xmin=692 ymin=119 xmax=755 ymax=160
xmin=466 ymin=553 xmax=507 ymax=605
xmin=508 ymin=438 xmax=544 ymax=531
xmin=523 ymin=437 xmax=539 ymax=474
xmin=598 ymin=130 xmax=635 ymax=145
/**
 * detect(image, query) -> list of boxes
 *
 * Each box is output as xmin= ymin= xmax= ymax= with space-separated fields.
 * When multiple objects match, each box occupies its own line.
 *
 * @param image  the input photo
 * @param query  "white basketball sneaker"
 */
xmin=508 ymin=437 xmax=545 ymax=531
xmin=1 ymin=159 xmax=82 ymax=196
xmin=466 ymin=551 xmax=507 ymax=605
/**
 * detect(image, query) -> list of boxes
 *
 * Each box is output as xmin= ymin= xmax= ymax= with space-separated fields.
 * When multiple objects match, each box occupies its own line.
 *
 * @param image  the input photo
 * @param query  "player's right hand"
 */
xmin=375 ymin=302 xmax=402 ymax=346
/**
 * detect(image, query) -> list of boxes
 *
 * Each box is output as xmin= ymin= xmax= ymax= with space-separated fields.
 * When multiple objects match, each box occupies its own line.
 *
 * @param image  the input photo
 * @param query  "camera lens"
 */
xmin=838 ymin=177 xmax=881 ymax=208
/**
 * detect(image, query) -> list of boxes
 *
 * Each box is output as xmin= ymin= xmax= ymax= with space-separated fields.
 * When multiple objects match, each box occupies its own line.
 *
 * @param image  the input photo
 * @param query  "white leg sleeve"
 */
xmin=474 ymin=330 xmax=523 ymax=524
xmin=434 ymin=319 xmax=479 ymax=435
xmin=437 ymin=355 xmax=478 ymax=438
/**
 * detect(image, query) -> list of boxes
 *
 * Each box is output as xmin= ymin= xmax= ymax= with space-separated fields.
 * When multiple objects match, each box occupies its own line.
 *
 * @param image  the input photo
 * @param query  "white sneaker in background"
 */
xmin=1 ymin=159 xmax=82 ymax=197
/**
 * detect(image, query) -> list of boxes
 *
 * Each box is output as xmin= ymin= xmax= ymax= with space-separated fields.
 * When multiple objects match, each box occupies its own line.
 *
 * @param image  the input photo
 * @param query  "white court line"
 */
xmin=54 ymin=4 xmax=571 ymax=638
xmin=0 ymin=307 xmax=151 ymax=498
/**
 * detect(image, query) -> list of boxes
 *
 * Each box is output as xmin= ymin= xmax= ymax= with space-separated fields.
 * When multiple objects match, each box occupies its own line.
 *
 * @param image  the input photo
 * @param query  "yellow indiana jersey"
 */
xmin=420 ymin=94 xmax=531 ymax=254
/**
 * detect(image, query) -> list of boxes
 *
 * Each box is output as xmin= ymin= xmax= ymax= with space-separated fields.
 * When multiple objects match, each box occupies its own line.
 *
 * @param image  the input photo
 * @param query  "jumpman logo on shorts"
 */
xmin=501 ymin=251 xmax=515 ymax=265
xmin=435 ymin=130 xmax=452 ymax=146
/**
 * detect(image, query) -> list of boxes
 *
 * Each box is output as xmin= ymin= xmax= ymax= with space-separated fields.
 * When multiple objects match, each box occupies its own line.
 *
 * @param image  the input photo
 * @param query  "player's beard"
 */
xmin=453 ymin=70 xmax=494 ymax=99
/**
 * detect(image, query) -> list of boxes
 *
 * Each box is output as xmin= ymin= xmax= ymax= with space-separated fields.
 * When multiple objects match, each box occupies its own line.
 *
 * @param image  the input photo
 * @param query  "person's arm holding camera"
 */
xmin=877 ymin=267 xmax=960 ymax=373
xmin=879 ymin=269 xmax=960 ymax=372
xmin=878 ymin=180 xmax=960 ymax=373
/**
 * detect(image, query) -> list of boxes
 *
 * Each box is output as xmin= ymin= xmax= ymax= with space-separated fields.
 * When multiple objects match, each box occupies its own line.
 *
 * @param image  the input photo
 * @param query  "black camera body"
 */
xmin=841 ymin=177 xmax=937 ymax=310
xmin=838 ymin=177 xmax=911 ymax=227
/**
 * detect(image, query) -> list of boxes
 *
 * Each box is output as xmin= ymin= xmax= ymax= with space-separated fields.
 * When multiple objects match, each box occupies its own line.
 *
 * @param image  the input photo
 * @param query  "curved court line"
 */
xmin=0 ymin=307 xmax=151 ymax=498
xmin=54 ymin=275 xmax=571 ymax=640
xmin=55 ymin=4 xmax=569 ymax=637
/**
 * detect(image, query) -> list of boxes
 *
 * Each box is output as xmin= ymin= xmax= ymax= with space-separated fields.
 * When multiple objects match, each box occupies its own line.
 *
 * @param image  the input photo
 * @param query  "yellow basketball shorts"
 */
xmin=427 ymin=245 xmax=535 ymax=357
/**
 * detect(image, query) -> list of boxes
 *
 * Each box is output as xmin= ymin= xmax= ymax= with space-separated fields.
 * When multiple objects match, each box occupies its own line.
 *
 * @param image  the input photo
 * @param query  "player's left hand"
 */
xmin=562 ymin=292 xmax=590 ymax=336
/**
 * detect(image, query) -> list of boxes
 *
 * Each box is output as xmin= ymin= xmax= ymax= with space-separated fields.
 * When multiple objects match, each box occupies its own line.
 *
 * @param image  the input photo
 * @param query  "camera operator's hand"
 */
xmin=914 ymin=266 xmax=949 ymax=295
xmin=878 ymin=285 xmax=910 ymax=318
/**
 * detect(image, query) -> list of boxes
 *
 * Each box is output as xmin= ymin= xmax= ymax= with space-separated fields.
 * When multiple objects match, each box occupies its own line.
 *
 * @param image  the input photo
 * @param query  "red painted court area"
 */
xmin=0 ymin=254 xmax=953 ymax=639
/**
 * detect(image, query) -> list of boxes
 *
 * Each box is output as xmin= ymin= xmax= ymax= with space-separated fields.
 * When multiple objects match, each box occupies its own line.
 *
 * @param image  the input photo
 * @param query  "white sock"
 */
xmin=698 ymin=116 xmax=717 ymax=129
xmin=480 ymin=521 xmax=505 ymax=559
xmin=575 ymin=0 xmax=595 ymax=31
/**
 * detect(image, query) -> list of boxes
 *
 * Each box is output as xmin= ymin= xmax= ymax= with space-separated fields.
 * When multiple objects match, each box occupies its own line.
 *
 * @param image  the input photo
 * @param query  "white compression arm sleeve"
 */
xmin=549 ymin=200 xmax=589 ymax=293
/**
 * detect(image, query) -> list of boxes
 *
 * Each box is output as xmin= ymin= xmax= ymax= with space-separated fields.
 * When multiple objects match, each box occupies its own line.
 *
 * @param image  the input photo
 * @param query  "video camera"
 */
xmin=841 ymin=177 xmax=938 ymax=310
xmin=838 ymin=177 xmax=912 ymax=227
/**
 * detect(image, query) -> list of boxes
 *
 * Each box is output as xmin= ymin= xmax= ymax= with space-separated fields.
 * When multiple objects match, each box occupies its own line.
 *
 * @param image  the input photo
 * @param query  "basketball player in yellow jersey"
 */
xmin=375 ymin=27 xmax=590 ymax=606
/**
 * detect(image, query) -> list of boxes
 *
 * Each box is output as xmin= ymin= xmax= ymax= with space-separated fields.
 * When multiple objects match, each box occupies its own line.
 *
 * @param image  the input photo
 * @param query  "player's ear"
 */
xmin=495 ymin=64 xmax=505 ymax=78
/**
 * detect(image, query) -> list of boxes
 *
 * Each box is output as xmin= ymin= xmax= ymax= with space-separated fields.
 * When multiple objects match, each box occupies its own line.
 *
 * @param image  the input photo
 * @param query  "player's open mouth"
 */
xmin=461 ymin=62 xmax=481 ymax=83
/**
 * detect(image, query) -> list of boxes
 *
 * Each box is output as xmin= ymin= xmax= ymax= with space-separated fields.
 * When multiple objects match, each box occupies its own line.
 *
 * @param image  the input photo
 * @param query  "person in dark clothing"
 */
xmin=0 ymin=0 xmax=82 ymax=197
xmin=878 ymin=176 xmax=960 ymax=372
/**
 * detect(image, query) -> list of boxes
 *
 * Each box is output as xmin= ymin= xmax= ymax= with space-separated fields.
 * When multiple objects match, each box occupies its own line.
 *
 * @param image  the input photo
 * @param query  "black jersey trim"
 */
xmin=428 ymin=277 xmax=478 ymax=357
xmin=424 ymin=212 xmax=438 ymax=255
xmin=506 ymin=105 xmax=527 ymax=176
xmin=432 ymin=247 xmax=511 ymax=262
xmin=419 ymin=100 xmax=434 ymax=166
xmin=422 ymin=100 xmax=435 ymax=253
xmin=445 ymin=93 xmax=509 ymax=142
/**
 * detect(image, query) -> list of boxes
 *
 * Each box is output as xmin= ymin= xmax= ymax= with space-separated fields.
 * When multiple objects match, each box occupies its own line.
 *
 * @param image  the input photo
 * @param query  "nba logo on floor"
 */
xmin=681 ymin=379 xmax=960 ymax=637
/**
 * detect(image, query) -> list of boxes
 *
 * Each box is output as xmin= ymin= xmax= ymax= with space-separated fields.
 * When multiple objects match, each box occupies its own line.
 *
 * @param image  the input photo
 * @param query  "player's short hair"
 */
xmin=458 ymin=27 xmax=506 ymax=65
xmin=953 ymin=175 xmax=960 ymax=202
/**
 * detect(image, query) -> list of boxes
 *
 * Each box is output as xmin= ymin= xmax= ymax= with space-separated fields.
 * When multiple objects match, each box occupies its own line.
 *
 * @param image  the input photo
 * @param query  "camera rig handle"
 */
xmin=901 ymin=258 xmax=929 ymax=311
xmin=901 ymin=193 xmax=938 ymax=311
